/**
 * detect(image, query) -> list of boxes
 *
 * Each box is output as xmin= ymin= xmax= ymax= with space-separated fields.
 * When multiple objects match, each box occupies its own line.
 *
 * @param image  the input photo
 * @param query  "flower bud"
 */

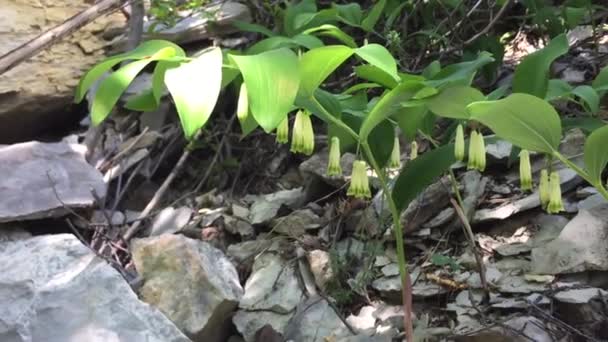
xmin=410 ymin=141 xmax=418 ymax=160
xmin=236 ymin=83 xmax=248 ymax=123
xmin=276 ymin=116 xmax=289 ymax=144
xmin=467 ymin=130 xmax=479 ymax=170
xmin=389 ymin=136 xmax=401 ymax=169
xmin=476 ymin=131 xmax=486 ymax=172
xmin=454 ymin=124 xmax=465 ymax=162
xmin=519 ymin=150 xmax=532 ymax=191
xmin=539 ymin=169 xmax=550 ymax=208
xmin=547 ymin=171 xmax=564 ymax=214
xmin=347 ymin=160 xmax=371 ymax=199
xmin=290 ymin=110 xmax=315 ymax=155
xmin=327 ymin=136 xmax=342 ymax=176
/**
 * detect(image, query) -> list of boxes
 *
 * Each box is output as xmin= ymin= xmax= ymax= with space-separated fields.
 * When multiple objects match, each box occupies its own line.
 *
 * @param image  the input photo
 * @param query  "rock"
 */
xmin=0 ymin=234 xmax=190 ymax=342
xmin=226 ymin=239 xmax=272 ymax=265
xmin=399 ymin=178 xmax=451 ymax=232
xmin=335 ymin=237 xmax=366 ymax=262
xmin=307 ymin=249 xmax=333 ymax=291
xmin=532 ymin=204 xmax=608 ymax=274
xmin=131 ymin=234 xmax=243 ymax=342
xmin=239 ymin=253 xmax=304 ymax=313
xmin=0 ymin=226 xmax=31 ymax=242
xmin=492 ymin=214 xmax=569 ymax=256
xmin=344 ymin=206 xmax=382 ymax=237
xmin=248 ymin=188 xmax=305 ymax=225
xmin=578 ymin=193 xmax=608 ymax=210
xmin=299 ymin=151 xmax=357 ymax=188
xmin=148 ymin=206 xmax=193 ymax=236
xmin=474 ymin=168 xmax=581 ymax=223
xmin=460 ymin=171 xmax=488 ymax=220
xmin=372 ymin=271 xmax=446 ymax=300
xmin=0 ymin=140 xmax=106 ymax=223
xmin=496 ymin=274 xmax=548 ymax=293
xmin=271 ymin=209 xmax=322 ymax=236
xmin=233 ymin=311 xmax=292 ymax=342
xmin=0 ymin=1 xmax=125 ymax=143
xmin=346 ymin=305 xmax=377 ymax=335
xmin=454 ymin=316 xmax=552 ymax=342
xmin=231 ymin=204 xmax=250 ymax=220
xmin=423 ymin=207 xmax=454 ymax=228
xmin=381 ymin=263 xmax=400 ymax=277
xmin=222 ymin=215 xmax=255 ymax=238
xmin=485 ymin=139 xmax=512 ymax=161
xmin=284 ymin=296 xmax=353 ymax=341
xmin=554 ymin=288 xmax=608 ymax=337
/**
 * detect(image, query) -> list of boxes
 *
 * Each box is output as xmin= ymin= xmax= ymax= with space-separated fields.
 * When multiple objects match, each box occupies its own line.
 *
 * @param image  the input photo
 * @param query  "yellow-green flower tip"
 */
xmin=519 ymin=149 xmax=532 ymax=191
xmin=476 ymin=131 xmax=486 ymax=172
xmin=236 ymin=83 xmax=248 ymax=122
xmin=327 ymin=136 xmax=342 ymax=176
xmin=347 ymin=160 xmax=371 ymax=199
xmin=467 ymin=130 xmax=478 ymax=170
xmin=547 ymin=171 xmax=564 ymax=214
xmin=455 ymin=124 xmax=465 ymax=162
xmin=410 ymin=141 xmax=418 ymax=160
xmin=276 ymin=116 xmax=289 ymax=144
xmin=389 ymin=136 xmax=401 ymax=169
xmin=539 ymin=169 xmax=550 ymax=208
xmin=290 ymin=110 xmax=315 ymax=155
xmin=467 ymin=130 xmax=486 ymax=172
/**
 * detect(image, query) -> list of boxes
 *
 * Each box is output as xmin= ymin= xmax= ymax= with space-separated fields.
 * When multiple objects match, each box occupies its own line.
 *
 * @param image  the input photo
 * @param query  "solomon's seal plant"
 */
xmin=327 ymin=136 xmax=342 ymax=176
xmin=347 ymin=160 xmax=371 ymax=199
xmin=519 ymin=150 xmax=532 ymax=191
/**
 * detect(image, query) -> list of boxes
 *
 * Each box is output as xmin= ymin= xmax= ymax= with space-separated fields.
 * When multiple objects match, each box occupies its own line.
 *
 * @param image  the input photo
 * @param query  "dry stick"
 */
xmin=0 ymin=0 xmax=126 ymax=75
xmin=450 ymin=198 xmax=490 ymax=303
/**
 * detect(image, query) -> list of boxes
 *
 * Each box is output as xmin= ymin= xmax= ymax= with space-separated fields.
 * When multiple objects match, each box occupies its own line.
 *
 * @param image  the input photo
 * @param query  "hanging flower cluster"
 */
xmin=276 ymin=117 xmax=289 ymax=144
xmin=389 ymin=136 xmax=401 ymax=169
xmin=466 ymin=130 xmax=486 ymax=171
xmin=347 ymin=160 xmax=372 ymax=199
xmin=327 ymin=136 xmax=342 ymax=176
xmin=519 ymin=150 xmax=532 ymax=191
xmin=290 ymin=110 xmax=315 ymax=155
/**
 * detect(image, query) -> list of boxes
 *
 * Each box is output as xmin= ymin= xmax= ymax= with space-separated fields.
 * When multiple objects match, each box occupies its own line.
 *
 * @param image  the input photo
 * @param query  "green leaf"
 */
xmin=354 ymin=65 xmax=399 ymax=89
xmin=230 ymin=48 xmax=300 ymax=132
xmin=562 ymin=117 xmax=606 ymax=134
xmin=232 ymin=20 xmax=275 ymax=37
xmin=354 ymin=44 xmax=399 ymax=82
xmin=152 ymin=60 xmax=178 ymax=104
xmin=298 ymin=45 xmax=353 ymax=98
xmin=563 ymin=6 xmax=587 ymax=28
xmin=284 ymin=0 xmax=317 ymax=36
xmin=487 ymin=84 xmax=509 ymax=100
xmin=124 ymin=90 xmax=158 ymax=112
xmin=165 ymin=47 xmax=223 ymax=140
xmin=468 ymin=93 xmax=562 ymax=153
xmin=90 ymin=47 xmax=177 ymax=125
xmin=361 ymin=0 xmax=386 ymax=31
xmin=75 ymin=40 xmax=184 ymax=103
xmin=572 ymin=85 xmax=600 ymax=114
xmin=359 ymin=81 xmax=424 ymax=140
xmin=393 ymin=143 xmax=456 ymax=213
xmin=343 ymin=82 xmax=380 ymax=94
xmin=584 ymin=124 xmax=608 ymax=184
xmin=422 ymin=60 xmax=441 ymax=79
xmin=427 ymin=52 xmax=494 ymax=87
xmin=545 ymin=79 xmax=573 ymax=101
xmin=368 ymin=120 xmax=394 ymax=168
xmin=291 ymin=34 xmax=325 ymax=49
xmin=592 ymin=65 xmax=608 ymax=93
xmin=426 ymin=86 xmax=484 ymax=119
xmin=334 ymin=3 xmax=363 ymax=26
xmin=513 ymin=33 xmax=569 ymax=98
xmin=394 ymin=106 xmax=428 ymax=141
xmin=303 ymin=24 xmax=357 ymax=48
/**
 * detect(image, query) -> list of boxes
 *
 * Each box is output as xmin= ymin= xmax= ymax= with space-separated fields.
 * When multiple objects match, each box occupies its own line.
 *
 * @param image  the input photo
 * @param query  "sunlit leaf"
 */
xmin=354 ymin=43 xmax=399 ymax=82
xmin=513 ymin=33 xmax=569 ymax=98
xmin=545 ymin=79 xmax=573 ymax=100
xmin=303 ymin=24 xmax=357 ymax=48
xmin=426 ymin=86 xmax=484 ymax=119
xmin=165 ymin=47 xmax=223 ymax=139
xmin=231 ymin=48 xmax=300 ymax=132
xmin=572 ymin=85 xmax=600 ymax=114
xmin=584 ymin=124 xmax=608 ymax=184
xmin=562 ymin=117 xmax=605 ymax=134
xmin=232 ymin=20 xmax=275 ymax=37
xmin=124 ymin=90 xmax=158 ymax=112
xmin=354 ymin=65 xmax=399 ymax=88
xmin=361 ymin=0 xmax=386 ymax=31
xmin=394 ymin=105 xmax=429 ymax=141
xmin=427 ymin=52 xmax=494 ymax=87
xmin=468 ymin=93 xmax=562 ymax=153
xmin=334 ymin=3 xmax=363 ymax=26
xmin=298 ymin=45 xmax=353 ymax=98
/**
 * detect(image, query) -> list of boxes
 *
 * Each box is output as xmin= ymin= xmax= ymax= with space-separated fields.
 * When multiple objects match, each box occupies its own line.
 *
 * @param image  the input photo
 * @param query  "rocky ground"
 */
xmin=1 ymin=2 xmax=608 ymax=342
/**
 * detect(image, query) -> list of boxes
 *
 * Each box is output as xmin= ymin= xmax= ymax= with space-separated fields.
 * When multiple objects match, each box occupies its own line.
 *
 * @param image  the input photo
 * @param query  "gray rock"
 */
xmin=131 ymin=234 xmax=243 ymax=342
xmin=496 ymin=274 xmax=548 ymax=293
xmin=553 ymin=288 xmax=608 ymax=335
xmin=0 ymin=226 xmax=31 ymax=242
xmin=0 ymin=234 xmax=190 ymax=342
xmin=494 ymin=214 xmax=569 ymax=256
xmin=474 ymin=168 xmax=581 ymax=223
xmin=271 ymin=209 xmax=322 ymax=236
xmin=149 ymin=206 xmax=193 ymax=236
xmin=222 ymin=215 xmax=255 ymax=238
xmin=299 ymin=151 xmax=357 ymax=188
xmin=0 ymin=140 xmax=106 ymax=223
xmin=346 ymin=305 xmax=377 ymax=335
xmin=460 ymin=171 xmax=488 ymax=220
xmin=381 ymin=263 xmax=400 ymax=277
xmin=248 ymin=188 xmax=305 ymax=225
xmin=399 ymin=177 xmax=451 ymax=232
xmin=485 ymin=139 xmax=512 ymax=161
xmin=578 ymin=193 xmax=608 ymax=210
xmin=307 ymin=249 xmax=333 ymax=291
xmin=233 ymin=310 xmax=292 ymax=342
xmin=226 ymin=239 xmax=272 ymax=264
xmin=239 ymin=253 xmax=304 ymax=313
xmin=532 ymin=204 xmax=608 ymax=274
xmin=284 ymin=296 xmax=353 ymax=342
xmin=454 ymin=316 xmax=552 ymax=342
xmin=423 ymin=207 xmax=454 ymax=228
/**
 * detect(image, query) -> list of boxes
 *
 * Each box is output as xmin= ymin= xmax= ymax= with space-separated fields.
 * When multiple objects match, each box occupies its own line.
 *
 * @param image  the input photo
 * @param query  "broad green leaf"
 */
xmin=427 ymin=52 xmax=494 ymax=87
xmin=284 ymin=0 xmax=317 ymax=36
xmin=392 ymin=143 xmax=456 ymax=213
xmin=545 ymin=79 xmax=573 ymax=100
xmin=361 ymin=0 xmax=386 ymax=31
xmin=91 ymin=47 xmax=177 ymax=125
xmin=584 ymin=124 xmax=608 ymax=184
xmin=513 ymin=33 xmax=569 ymax=98
xmin=248 ymin=34 xmax=324 ymax=54
xmin=334 ymin=3 xmax=363 ymax=26
xmin=75 ymin=40 xmax=184 ymax=103
xmin=165 ymin=47 xmax=223 ymax=139
xmin=468 ymin=93 xmax=562 ymax=153
xmin=359 ymin=81 xmax=424 ymax=140
xmin=592 ymin=65 xmax=608 ymax=93
xmin=426 ymin=86 xmax=484 ymax=119
xmin=291 ymin=34 xmax=325 ymax=49
xmin=152 ymin=60 xmax=178 ymax=104
xmin=293 ymin=9 xmax=339 ymax=34
xmin=368 ymin=120 xmax=394 ymax=168
xmin=422 ymin=60 xmax=441 ymax=79
xmin=232 ymin=20 xmax=275 ymax=37
xmin=354 ymin=44 xmax=399 ymax=82
xmin=230 ymin=48 xmax=300 ymax=132
xmin=563 ymin=6 xmax=587 ymax=28
xmin=343 ymin=82 xmax=380 ymax=94
xmin=299 ymin=45 xmax=353 ymax=98
xmin=329 ymin=112 xmax=360 ymax=152
xmin=303 ymin=25 xmax=357 ymax=48
xmin=394 ymin=105 xmax=428 ymax=141
xmin=487 ymin=84 xmax=509 ymax=100
xmin=572 ymin=85 xmax=600 ymax=114
xmin=355 ymin=65 xmax=399 ymax=89
xmin=124 ymin=90 xmax=158 ymax=112
xmin=562 ymin=117 xmax=606 ymax=134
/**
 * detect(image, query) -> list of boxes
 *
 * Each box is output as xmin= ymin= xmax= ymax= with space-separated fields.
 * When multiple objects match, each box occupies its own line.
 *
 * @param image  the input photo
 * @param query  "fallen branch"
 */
xmin=0 ymin=0 xmax=127 ymax=75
